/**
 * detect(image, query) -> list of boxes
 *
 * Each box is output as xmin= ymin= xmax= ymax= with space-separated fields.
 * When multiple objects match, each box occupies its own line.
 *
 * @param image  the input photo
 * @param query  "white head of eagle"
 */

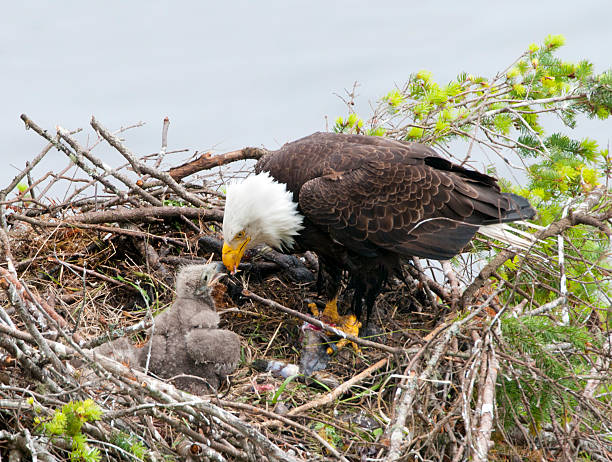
xmin=222 ymin=172 xmax=304 ymax=273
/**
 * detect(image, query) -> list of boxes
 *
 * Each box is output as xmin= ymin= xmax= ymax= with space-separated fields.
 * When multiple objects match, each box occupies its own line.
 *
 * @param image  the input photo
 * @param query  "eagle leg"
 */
xmin=308 ymin=299 xmax=362 ymax=354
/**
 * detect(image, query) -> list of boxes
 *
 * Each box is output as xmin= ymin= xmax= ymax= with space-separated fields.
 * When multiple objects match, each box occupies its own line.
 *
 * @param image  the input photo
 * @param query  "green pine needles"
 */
xmin=35 ymin=399 xmax=102 ymax=462
xmin=498 ymin=316 xmax=596 ymax=430
xmin=336 ymin=34 xmax=611 ymax=144
xmin=113 ymin=432 xmax=148 ymax=461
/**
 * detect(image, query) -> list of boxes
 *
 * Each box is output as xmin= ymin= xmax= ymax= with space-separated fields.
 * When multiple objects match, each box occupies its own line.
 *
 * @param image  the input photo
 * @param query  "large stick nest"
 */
xmin=0 ymin=116 xmax=610 ymax=461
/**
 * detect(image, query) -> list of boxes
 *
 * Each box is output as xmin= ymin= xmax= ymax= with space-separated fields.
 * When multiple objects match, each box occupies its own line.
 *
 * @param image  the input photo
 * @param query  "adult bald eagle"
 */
xmin=222 ymin=132 xmax=535 ymax=334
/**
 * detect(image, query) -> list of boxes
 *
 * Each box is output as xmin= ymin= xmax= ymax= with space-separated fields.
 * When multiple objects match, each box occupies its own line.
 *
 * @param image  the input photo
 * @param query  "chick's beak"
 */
xmin=208 ymin=264 xmax=227 ymax=287
xmin=222 ymin=239 xmax=249 ymax=274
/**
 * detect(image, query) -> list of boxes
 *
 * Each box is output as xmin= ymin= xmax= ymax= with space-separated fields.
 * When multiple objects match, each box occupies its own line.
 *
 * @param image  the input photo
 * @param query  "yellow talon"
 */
xmin=336 ymin=314 xmax=362 ymax=354
xmin=308 ymin=302 xmax=320 ymax=317
xmin=341 ymin=314 xmax=361 ymax=338
xmin=321 ymin=298 xmax=341 ymax=324
xmin=310 ymin=299 xmax=362 ymax=355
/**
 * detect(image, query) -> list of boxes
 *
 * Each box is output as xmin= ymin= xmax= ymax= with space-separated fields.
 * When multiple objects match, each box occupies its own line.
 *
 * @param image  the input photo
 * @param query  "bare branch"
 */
xmin=168 ymin=147 xmax=268 ymax=182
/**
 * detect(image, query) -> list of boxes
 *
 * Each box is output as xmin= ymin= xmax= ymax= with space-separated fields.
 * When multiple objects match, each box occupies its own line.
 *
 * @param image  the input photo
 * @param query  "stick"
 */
xmin=90 ymin=116 xmax=210 ymax=208
xmin=19 ymin=114 xmax=141 ymax=208
xmin=461 ymin=188 xmax=607 ymax=306
xmin=287 ymin=357 xmax=389 ymax=416
xmin=442 ymin=259 xmax=460 ymax=310
xmin=8 ymin=212 xmax=190 ymax=248
xmin=0 ymin=142 xmax=53 ymax=200
xmin=558 ymin=201 xmax=570 ymax=325
xmin=472 ymin=334 xmax=499 ymax=462
xmin=221 ymin=401 xmax=349 ymax=462
xmin=168 ymin=147 xmax=268 ymax=182
xmin=57 ymin=126 xmax=161 ymax=207
xmin=0 ymin=265 xmax=84 ymax=344
xmin=69 ymin=205 xmax=223 ymax=224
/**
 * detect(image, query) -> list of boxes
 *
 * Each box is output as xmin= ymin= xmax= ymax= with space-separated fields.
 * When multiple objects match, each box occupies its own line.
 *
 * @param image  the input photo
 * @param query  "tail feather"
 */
xmin=501 ymin=193 xmax=536 ymax=222
xmin=480 ymin=192 xmax=536 ymax=224
xmin=478 ymin=223 xmax=538 ymax=251
xmin=477 ymin=194 xmax=538 ymax=251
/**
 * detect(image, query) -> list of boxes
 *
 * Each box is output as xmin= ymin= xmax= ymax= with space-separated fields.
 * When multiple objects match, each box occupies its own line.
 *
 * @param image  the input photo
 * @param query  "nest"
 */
xmin=0 ymin=115 xmax=610 ymax=461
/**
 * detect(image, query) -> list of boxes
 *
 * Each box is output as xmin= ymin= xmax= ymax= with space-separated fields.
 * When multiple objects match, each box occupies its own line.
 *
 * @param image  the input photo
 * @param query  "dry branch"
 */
xmin=69 ymin=206 xmax=223 ymax=224
xmin=168 ymin=147 xmax=268 ymax=182
xmin=90 ymin=116 xmax=211 ymax=209
xmin=472 ymin=334 xmax=499 ymax=462
xmin=461 ymin=187 xmax=609 ymax=306
xmin=0 ymin=265 xmax=84 ymax=344
xmin=287 ymin=356 xmax=390 ymax=416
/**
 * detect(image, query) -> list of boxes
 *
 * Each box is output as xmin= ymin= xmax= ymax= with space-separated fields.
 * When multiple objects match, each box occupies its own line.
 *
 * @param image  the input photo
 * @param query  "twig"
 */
xmin=442 ymin=260 xmax=460 ymax=310
xmin=523 ymin=296 xmax=565 ymax=316
xmin=558 ymin=201 xmax=570 ymax=325
xmin=19 ymin=114 xmax=140 ymax=208
xmin=0 ymin=266 xmax=68 ymax=387
xmin=51 ymin=257 xmax=133 ymax=289
xmin=139 ymin=117 xmax=170 ymax=185
xmin=69 ymin=205 xmax=223 ymax=224
xmin=0 ymin=142 xmax=53 ymax=229
xmin=404 ymin=259 xmax=451 ymax=304
xmin=56 ymin=126 xmax=162 ymax=207
xmin=287 ymin=357 xmax=389 ymax=416
xmin=472 ymin=333 xmax=499 ymax=462
xmin=8 ymin=212 xmax=190 ymax=248
xmin=81 ymin=317 xmax=154 ymax=349
xmin=384 ymin=321 xmax=461 ymax=461
xmin=0 ymin=260 xmax=84 ymax=344
xmin=160 ymin=117 xmax=169 ymax=159
xmin=90 ymin=116 xmax=210 ymax=208
xmin=168 ymin=147 xmax=268 ymax=182
xmin=461 ymin=188 xmax=607 ymax=306
xmin=221 ymin=401 xmax=349 ymax=462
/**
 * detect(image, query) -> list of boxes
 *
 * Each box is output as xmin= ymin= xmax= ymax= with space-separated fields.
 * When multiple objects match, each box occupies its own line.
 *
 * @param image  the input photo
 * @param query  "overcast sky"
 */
xmin=3 ymin=1 xmax=612 ymax=189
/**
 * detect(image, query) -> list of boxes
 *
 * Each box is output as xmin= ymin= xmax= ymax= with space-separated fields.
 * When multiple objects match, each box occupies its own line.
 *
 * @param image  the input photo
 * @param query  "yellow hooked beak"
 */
xmin=222 ymin=237 xmax=250 ymax=274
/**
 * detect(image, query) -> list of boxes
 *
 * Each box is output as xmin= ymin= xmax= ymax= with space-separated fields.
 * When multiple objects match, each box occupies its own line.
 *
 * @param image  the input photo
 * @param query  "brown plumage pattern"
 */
xmin=256 ymin=132 xmax=535 ymax=321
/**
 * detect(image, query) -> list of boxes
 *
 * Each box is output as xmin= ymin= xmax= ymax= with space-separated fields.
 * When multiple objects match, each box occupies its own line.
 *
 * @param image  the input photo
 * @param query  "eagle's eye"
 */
xmin=235 ymin=230 xmax=246 ymax=240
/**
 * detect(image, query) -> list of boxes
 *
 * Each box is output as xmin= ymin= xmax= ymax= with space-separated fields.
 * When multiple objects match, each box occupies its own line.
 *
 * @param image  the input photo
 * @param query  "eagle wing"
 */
xmin=296 ymin=135 xmax=528 ymax=260
xmin=299 ymin=162 xmax=472 ymax=260
xmin=257 ymin=132 xmax=533 ymax=260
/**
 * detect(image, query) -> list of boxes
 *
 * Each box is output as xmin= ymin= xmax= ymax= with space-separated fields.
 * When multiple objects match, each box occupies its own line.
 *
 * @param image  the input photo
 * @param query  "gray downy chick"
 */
xmin=92 ymin=263 xmax=241 ymax=394
xmin=146 ymin=262 xmax=241 ymax=393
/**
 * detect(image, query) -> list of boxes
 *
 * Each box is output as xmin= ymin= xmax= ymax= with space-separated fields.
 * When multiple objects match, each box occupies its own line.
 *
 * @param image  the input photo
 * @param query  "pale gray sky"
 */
xmin=3 ymin=1 xmax=612 ymax=188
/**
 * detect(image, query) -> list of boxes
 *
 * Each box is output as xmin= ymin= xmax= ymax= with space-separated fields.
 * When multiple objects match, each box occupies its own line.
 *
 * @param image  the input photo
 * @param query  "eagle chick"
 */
xmin=93 ymin=263 xmax=240 ymax=394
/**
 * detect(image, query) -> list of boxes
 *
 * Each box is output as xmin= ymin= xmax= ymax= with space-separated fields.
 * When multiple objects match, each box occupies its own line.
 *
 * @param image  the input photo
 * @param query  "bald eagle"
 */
xmin=222 ymin=132 xmax=535 ymax=333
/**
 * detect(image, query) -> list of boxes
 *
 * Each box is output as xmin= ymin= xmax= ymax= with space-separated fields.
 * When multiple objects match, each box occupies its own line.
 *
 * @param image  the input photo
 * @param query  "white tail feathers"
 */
xmin=478 ymin=222 xmax=542 ymax=251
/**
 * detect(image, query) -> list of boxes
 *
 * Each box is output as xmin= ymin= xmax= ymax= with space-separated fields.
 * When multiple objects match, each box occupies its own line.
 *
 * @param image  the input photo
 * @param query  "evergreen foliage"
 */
xmin=498 ymin=317 xmax=595 ymax=429
xmin=113 ymin=432 xmax=148 ymax=461
xmin=35 ymin=399 xmax=102 ymax=462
